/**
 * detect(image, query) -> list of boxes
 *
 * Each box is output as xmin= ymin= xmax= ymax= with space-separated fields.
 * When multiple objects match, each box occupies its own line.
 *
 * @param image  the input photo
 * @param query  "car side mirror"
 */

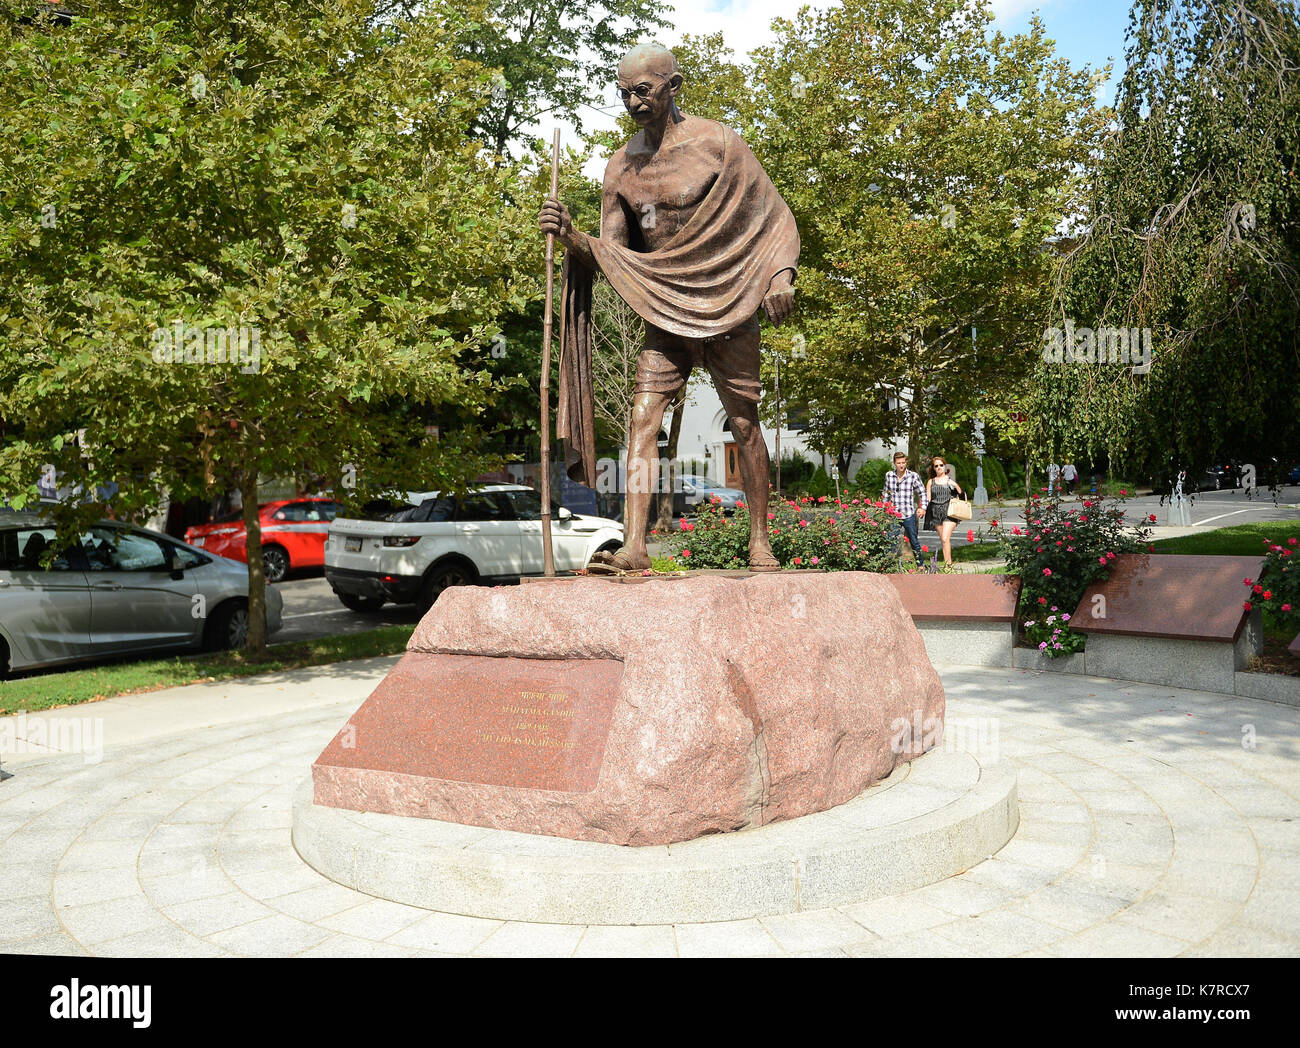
xmin=168 ymin=553 xmax=184 ymax=580
xmin=558 ymin=506 xmax=572 ymax=521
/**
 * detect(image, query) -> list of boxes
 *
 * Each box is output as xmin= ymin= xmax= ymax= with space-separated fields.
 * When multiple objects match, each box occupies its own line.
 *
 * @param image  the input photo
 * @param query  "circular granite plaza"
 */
xmin=0 ymin=657 xmax=1297 ymax=957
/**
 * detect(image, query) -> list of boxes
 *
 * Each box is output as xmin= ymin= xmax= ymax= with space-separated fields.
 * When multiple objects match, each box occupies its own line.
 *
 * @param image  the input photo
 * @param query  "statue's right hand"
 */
xmin=538 ymin=198 xmax=573 ymax=243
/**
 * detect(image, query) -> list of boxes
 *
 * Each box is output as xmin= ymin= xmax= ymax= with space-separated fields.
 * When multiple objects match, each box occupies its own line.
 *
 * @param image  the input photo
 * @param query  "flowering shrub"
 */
xmin=658 ymin=493 xmax=902 ymax=571
xmin=991 ymin=491 xmax=1152 ymax=657
xmin=1243 ymin=535 xmax=1298 ymax=633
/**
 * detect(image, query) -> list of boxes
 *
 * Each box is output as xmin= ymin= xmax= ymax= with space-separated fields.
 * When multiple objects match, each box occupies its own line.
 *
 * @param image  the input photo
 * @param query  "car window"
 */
xmin=0 ymin=527 xmax=79 ymax=571
xmin=455 ymin=493 xmax=511 ymax=522
xmin=82 ymin=527 xmax=169 ymax=572
xmin=273 ymin=503 xmax=309 ymax=522
xmin=317 ymin=501 xmax=339 ymax=521
xmin=503 ymin=490 xmax=565 ymax=520
xmin=167 ymin=542 xmax=207 ymax=569
xmin=505 ymin=490 xmax=542 ymax=520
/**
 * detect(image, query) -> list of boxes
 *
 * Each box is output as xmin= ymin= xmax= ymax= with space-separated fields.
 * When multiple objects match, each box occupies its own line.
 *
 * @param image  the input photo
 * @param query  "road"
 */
xmin=273 ymin=574 xmax=421 ymax=645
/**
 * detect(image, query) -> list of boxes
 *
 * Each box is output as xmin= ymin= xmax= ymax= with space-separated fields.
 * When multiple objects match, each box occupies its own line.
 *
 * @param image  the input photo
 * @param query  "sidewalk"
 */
xmin=2 ymin=655 xmax=1297 ymax=956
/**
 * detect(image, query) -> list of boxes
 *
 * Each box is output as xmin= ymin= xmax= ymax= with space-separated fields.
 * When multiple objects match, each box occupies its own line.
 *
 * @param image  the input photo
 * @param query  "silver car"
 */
xmin=0 ymin=512 xmax=282 ymax=677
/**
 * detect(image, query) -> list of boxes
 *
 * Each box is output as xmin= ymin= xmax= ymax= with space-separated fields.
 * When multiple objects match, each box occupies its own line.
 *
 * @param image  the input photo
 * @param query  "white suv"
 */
xmin=324 ymin=485 xmax=624 ymax=613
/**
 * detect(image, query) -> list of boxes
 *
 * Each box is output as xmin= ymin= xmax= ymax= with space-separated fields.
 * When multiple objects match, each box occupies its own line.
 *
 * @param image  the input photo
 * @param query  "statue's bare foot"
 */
xmin=749 ymin=544 xmax=781 ymax=572
xmin=589 ymin=548 xmax=651 ymax=572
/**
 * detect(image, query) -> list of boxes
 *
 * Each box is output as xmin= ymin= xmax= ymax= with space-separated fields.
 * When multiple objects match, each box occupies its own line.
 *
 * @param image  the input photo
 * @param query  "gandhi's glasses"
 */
xmin=617 ymin=84 xmax=654 ymax=101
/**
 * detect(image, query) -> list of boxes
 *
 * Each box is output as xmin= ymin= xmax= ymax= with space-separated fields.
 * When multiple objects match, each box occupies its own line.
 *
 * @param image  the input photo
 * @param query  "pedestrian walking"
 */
xmin=1062 ymin=462 xmax=1078 ymax=495
xmin=882 ymin=451 xmax=927 ymax=563
xmin=1047 ymin=462 xmax=1060 ymax=496
xmin=924 ymin=455 xmax=967 ymax=567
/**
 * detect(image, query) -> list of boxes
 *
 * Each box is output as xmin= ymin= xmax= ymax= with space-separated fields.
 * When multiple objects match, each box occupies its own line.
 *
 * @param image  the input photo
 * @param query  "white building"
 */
xmin=670 ymin=382 xmax=905 ymax=487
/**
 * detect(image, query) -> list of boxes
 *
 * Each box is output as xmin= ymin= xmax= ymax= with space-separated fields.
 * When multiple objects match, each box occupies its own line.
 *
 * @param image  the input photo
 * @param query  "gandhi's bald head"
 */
xmin=618 ymin=42 xmax=680 ymax=81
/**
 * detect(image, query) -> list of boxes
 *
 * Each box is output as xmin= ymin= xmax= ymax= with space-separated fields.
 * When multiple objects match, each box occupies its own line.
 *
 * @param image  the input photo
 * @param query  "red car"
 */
xmin=184 ymin=498 xmax=339 ymax=583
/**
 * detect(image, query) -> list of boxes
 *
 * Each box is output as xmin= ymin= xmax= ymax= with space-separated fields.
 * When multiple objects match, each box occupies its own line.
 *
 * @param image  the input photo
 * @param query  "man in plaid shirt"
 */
xmin=881 ymin=451 xmax=927 ymax=560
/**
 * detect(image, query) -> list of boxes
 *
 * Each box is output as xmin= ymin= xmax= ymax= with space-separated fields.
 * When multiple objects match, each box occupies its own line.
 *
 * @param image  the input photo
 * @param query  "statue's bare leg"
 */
xmin=728 ymin=405 xmax=779 ymax=571
xmin=590 ymin=389 xmax=672 ymax=571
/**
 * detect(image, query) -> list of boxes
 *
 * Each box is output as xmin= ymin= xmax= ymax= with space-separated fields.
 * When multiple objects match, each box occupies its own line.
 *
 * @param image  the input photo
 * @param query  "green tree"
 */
xmin=662 ymin=3 xmax=1108 ymax=466
xmin=456 ymin=0 xmax=672 ymax=157
xmin=1029 ymin=0 xmax=1300 ymax=491
xmin=0 ymin=0 xmax=535 ymax=653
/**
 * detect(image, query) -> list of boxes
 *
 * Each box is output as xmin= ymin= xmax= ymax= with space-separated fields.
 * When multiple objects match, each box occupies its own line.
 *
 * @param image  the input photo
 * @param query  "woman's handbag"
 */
xmin=947 ymin=497 xmax=973 ymax=521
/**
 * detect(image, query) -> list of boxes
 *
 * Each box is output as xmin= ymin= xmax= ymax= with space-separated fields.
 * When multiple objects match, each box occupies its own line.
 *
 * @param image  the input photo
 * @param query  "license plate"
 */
xmin=345 ymin=537 xmax=361 ymax=552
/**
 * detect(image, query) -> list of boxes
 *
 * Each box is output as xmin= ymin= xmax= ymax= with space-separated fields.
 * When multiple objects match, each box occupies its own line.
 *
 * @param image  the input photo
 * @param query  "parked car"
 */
xmin=1286 ymin=464 xmax=1300 ymax=486
xmin=184 ymin=497 xmax=339 ymax=583
xmin=673 ymin=474 xmax=746 ymax=516
xmin=0 ymin=513 xmax=282 ymax=677
xmin=324 ymin=485 xmax=624 ymax=613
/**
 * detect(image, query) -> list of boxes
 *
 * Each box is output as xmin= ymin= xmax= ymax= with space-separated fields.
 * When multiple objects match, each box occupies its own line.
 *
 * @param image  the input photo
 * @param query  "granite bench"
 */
xmin=884 ymin=574 xmax=1022 ymax=667
xmin=1070 ymin=554 xmax=1265 ymax=692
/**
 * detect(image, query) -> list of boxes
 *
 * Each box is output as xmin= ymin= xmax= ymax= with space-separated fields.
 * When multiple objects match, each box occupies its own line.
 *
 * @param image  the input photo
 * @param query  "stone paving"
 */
xmin=1 ymin=661 xmax=1298 ymax=957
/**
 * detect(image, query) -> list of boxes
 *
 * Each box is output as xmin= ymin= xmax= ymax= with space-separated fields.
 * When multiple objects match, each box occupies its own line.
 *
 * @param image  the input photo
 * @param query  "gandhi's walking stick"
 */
xmin=539 ymin=129 xmax=560 ymax=577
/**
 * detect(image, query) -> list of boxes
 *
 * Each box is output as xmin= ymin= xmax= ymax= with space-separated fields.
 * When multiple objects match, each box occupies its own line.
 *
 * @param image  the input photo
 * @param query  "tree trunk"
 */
xmin=239 ymin=471 xmax=268 ymax=658
xmin=907 ymin=380 xmax=926 ymax=465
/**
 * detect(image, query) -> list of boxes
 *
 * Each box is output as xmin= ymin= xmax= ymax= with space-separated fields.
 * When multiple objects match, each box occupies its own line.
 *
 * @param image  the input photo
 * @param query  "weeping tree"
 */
xmin=1029 ymin=0 xmax=1300 ymax=492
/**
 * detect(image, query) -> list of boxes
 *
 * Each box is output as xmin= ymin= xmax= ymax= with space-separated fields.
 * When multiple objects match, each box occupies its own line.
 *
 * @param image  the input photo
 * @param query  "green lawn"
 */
xmin=1151 ymin=520 xmax=1298 ymax=557
xmin=0 ymin=625 xmax=416 ymax=715
xmin=951 ymin=543 xmax=1004 ymax=563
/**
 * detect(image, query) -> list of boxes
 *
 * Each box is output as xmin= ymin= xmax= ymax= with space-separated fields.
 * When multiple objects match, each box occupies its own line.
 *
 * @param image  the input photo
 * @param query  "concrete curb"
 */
xmin=292 ymin=749 xmax=1019 ymax=925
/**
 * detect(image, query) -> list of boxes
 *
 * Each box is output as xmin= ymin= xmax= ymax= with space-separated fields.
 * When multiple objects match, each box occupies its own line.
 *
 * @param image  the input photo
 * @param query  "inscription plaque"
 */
xmin=314 ymin=653 xmax=624 ymax=793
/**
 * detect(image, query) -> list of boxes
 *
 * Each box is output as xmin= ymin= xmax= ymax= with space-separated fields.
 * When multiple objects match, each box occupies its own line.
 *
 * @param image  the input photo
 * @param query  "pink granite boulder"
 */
xmin=313 ymin=572 xmax=945 ymax=846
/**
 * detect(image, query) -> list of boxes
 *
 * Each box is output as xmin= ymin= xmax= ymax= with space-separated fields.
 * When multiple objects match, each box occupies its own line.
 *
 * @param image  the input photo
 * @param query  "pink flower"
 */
xmin=681 ymin=549 xmax=691 ymax=557
xmin=1038 ymin=641 xmax=1048 ymax=650
xmin=1038 ymin=596 xmax=1047 ymax=605
xmin=1083 ymin=500 xmax=1093 ymax=508
xmin=793 ymin=556 xmax=803 ymax=565
xmin=1243 ymin=601 xmax=1252 ymax=610
xmin=1012 ymin=526 xmax=1023 ymax=536
xmin=1061 ymin=613 xmax=1071 ymax=622
xmin=1106 ymin=552 xmax=1115 ymax=560
xmin=966 ymin=529 xmax=974 ymax=542
xmin=1099 ymin=556 xmax=1107 ymax=565
xmin=1244 ymin=578 xmax=1253 ymax=586
xmin=1283 ymin=603 xmax=1293 ymax=612
xmin=767 ymin=513 xmax=775 ymax=520
xmin=1289 ymin=538 xmax=1297 ymax=545
xmin=1253 ymin=584 xmax=1263 ymax=594
xmin=823 ymin=538 xmax=830 ymax=545
xmin=1263 ymin=590 xmax=1272 ymax=600
xmin=811 ymin=556 xmax=820 ymax=565
xmin=1042 ymin=568 xmax=1052 ymax=576
xmin=1120 ymin=489 xmax=1128 ymax=495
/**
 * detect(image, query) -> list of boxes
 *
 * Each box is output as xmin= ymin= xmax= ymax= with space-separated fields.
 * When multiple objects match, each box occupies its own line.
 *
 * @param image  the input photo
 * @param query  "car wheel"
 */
xmin=339 ymin=592 xmax=386 ymax=614
xmin=207 ymin=601 xmax=250 ymax=651
xmin=418 ymin=562 xmax=475 ymax=614
xmin=261 ymin=545 xmax=289 ymax=584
